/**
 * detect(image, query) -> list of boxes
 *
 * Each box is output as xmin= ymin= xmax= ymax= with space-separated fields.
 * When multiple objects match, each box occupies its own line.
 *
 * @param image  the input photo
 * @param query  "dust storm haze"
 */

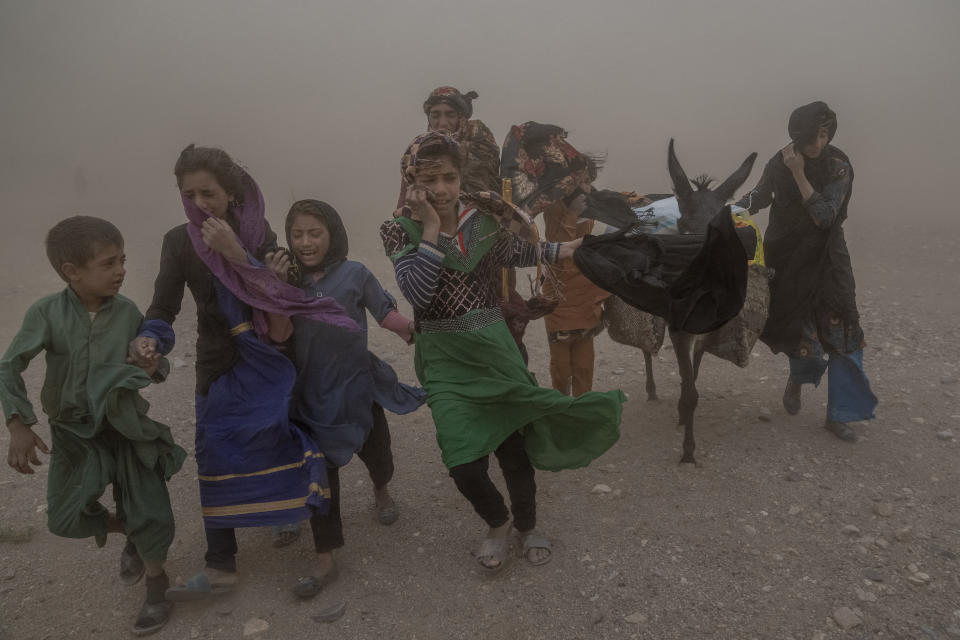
xmin=1 ymin=0 xmax=958 ymax=305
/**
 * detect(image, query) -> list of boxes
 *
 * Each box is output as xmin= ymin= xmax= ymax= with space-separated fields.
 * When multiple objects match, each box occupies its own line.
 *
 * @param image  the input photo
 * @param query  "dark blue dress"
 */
xmin=289 ymin=261 xmax=425 ymax=466
xmin=195 ymin=282 xmax=329 ymax=528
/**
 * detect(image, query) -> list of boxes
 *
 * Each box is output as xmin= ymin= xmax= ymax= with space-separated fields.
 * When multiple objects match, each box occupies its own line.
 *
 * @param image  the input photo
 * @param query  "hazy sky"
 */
xmin=1 ymin=0 xmax=958 ymax=286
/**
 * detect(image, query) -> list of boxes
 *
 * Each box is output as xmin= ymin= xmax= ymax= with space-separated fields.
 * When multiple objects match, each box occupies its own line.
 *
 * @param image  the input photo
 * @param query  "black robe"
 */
xmin=735 ymin=145 xmax=863 ymax=358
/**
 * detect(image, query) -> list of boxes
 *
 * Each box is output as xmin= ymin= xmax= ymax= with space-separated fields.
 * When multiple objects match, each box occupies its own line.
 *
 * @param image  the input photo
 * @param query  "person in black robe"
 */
xmin=736 ymin=101 xmax=877 ymax=442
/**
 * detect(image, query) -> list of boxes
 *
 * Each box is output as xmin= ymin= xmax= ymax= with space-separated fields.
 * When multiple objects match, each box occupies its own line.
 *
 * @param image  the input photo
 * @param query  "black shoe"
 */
xmin=133 ymin=573 xmax=172 ymax=636
xmin=825 ymin=420 xmax=858 ymax=442
xmin=782 ymin=378 xmax=801 ymax=415
xmin=120 ymin=539 xmax=145 ymax=586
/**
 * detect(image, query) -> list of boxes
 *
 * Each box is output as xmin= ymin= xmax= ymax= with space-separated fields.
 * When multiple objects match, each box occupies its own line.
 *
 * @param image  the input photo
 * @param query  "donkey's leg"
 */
xmin=692 ymin=345 xmax=706 ymax=382
xmin=670 ymin=330 xmax=699 ymax=465
xmin=643 ymin=350 xmax=658 ymax=401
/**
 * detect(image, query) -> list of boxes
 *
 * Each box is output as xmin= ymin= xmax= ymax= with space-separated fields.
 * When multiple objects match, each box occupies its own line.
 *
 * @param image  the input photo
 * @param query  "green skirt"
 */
xmin=414 ymin=314 xmax=624 ymax=470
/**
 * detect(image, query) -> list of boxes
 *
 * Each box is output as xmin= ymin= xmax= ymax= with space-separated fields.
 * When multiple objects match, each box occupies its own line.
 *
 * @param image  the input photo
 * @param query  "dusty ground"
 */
xmin=0 ymin=222 xmax=958 ymax=640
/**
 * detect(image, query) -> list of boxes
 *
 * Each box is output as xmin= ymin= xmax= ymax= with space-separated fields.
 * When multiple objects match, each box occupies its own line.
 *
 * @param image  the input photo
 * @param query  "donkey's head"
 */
xmin=668 ymin=139 xmax=757 ymax=234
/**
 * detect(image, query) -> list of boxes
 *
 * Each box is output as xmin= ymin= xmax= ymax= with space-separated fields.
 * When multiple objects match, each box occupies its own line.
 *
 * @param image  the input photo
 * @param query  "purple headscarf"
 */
xmin=183 ymin=172 xmax=358 ymax=336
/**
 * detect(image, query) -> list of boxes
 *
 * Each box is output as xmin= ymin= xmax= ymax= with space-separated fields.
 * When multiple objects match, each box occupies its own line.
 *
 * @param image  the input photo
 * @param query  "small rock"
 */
xmin=907 ymin=563 xmax=919 ymax=573
xmin=601 ymin=463 xmax=617 ymax=473
xmin=875 ymin=537 xmax=890 ymax=550
xmin=624 ymin=612 xmax=647 ymax=624
xmin=832 ymin=607 xmax=863 ymax=630
xmin=855 ymin=587 xmax=877 ymax=602
xmin=910 ymin=417 xmax=926 ymax=425
xmin=173 ymin=358 xmax=187 ymax=368
xmin=788 ymin=505 xmax=802 ymax=515
xmin=783 ymin=470 xmax=802 ymax=482
xmin=35 ymin=504 xmax=47 ymax=514
xmin=758 ymin=407 xmax=772 ymax=422
xmin=907 ymin=572 xmax=931 ymax=585
xmin=761 ymin=585 xmax=773 ymax=592
xmin=942 ymin=375 xmax=959 ymax=385
xmin=841 ymin=524 xmax=861 ymax=537
xmin=591 ymin=484 xmax=612 ymax=495
xmin=311 ymin=601 xmax=346 ymax=623
xmin=744 ymin=525 xmax=758 ymax=536
xmin=3 ymin=569 xmax=15 ymax=581
xmin=862 ymin=568 xmax=885 ymax=582
xmin=215 ymin=607 xmax=233 ymax=617
xmin=242 ymin=618 xmax=270 ymax=636
xmin=895 ymin=526 xmax=913 ymax=542
xmin=612 ymin=367 xmax=625 ymax=375
xmin=873 ymin=502 xmax=894 ymax=517
xmin=937 ymin=430 xmax=955 ymax=441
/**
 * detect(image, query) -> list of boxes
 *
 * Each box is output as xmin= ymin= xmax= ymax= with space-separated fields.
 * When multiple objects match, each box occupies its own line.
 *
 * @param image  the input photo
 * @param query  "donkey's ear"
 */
xmin=668 ymin=139 xmax=693 ymax=199
xmin=714 ymin=152 xmax=757 ymax=202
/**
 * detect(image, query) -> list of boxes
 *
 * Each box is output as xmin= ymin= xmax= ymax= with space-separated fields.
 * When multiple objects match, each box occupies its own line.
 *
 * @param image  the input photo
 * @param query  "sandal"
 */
xmin=165 ymin=572 xmax=236 ymax=602
xmin=120 ymin=539 xmax=145 ymax=586
xmin=520 ymin=532 xmax=553 ymax=566
xmin=782 ymin=378 xmax=801 ymax=416
xmin=293 ymin=565 xmax=339 ymax=598
xmin=476 ymin=535 xmax=510 ymax=574
xmin=272 ymin=522 xmax=303 ymax=548
xmin=132 ymin=600 xmax=172 ymax=636
xmin=377 ymin=505 xmax=400 ymax=526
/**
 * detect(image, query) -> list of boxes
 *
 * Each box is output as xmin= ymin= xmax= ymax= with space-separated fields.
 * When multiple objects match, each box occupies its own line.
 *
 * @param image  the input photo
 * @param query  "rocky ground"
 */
xmin=0 ymin=224 xmax=958 ymax=640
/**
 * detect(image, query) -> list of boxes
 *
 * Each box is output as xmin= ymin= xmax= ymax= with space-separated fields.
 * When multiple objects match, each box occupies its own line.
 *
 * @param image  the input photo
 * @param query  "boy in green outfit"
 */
xmin=0 ymin=216 xmax=185 ymax=636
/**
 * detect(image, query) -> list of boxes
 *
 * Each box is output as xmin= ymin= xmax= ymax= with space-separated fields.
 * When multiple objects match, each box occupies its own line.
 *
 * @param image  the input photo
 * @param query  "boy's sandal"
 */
xmin=377 ymin=505 xmax=400 ymax=526
xmin=165 ymin=573 xmax=236 ymax=602
xmin=131 ymin=600 xmax=172 ymax=637
xmin=521 ymin=533 xmax=553 ymax=566
xmin=120 ymin=540 xmax=145 ymax=586
xmin=476 ymin=536 xmax=510 ymax=574
xmin=292 ymin=565 xmax=340 ymax=598
xmin=272 ymin=522 xmax=303 ymax=548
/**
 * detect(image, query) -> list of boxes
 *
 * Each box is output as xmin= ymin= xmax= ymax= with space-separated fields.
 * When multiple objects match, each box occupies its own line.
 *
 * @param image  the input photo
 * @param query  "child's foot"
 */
xmin=374 ymin=486 xmax=399 ymax=526
xmin=165 ymin=568 xmax=238 ymax=601
xmin=293 ymin=552 xmax=338 ymax=598
xmin=120 ymin=538 xmax=145 ymax=586
xmin=517 ymin=530 xmax=553 ymax=566
xmin=272 ymin=522 xmax=302 ymax=548
xmin=132 ymin=573 xmax=172 ymax=636
xmin=476 ymin=520 xmax=512 ymax=572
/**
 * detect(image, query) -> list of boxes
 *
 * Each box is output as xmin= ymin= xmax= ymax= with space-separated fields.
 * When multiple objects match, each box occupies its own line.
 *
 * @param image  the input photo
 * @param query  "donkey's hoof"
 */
xmin=646 ymin=393 xmax=659 ymax=402
xmin=679 ymin=455 xmax=697 ymax=465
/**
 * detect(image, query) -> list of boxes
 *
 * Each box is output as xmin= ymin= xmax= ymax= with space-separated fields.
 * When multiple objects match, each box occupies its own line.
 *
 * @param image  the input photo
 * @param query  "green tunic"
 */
xmin=0 ymin=288 xmax=185 ymax=563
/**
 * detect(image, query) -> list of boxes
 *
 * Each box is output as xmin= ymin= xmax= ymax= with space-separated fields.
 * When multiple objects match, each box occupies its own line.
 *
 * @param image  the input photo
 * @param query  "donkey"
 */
xmin=664 ymin=139 xmax=761 ymax=463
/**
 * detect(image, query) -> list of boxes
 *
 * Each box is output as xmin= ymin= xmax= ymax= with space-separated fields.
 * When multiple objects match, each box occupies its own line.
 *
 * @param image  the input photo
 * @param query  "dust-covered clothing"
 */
xmin=0 ymin=288 xmax=184 ymax=563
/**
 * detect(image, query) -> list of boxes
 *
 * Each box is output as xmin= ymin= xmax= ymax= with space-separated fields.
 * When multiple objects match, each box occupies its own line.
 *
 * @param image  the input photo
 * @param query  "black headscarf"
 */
xmin=788 ymin=101 xmax=837 ymax=148
xmin=284 ymin=199 xmax=349 ymax=273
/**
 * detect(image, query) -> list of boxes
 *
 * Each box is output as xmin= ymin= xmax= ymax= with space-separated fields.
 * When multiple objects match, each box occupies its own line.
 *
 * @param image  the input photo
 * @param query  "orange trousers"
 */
xmin=548 ymin=336 xmax=595 ymax=397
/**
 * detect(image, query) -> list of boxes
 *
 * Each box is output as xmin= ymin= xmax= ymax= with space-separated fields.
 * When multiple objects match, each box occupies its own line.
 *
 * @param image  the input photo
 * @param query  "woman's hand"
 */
xmin=127 ymin=336 xmax=160 ymax=367
xmin=264 ymin=250 xmax=291 ymax=280
xmin=201 ymin=218 xmax=247 ymax=263
xmin=405 ymin=185 xmax=441 ymax=231
xmin=558 ymin=237 xmax=584 ymax=261
xmin=781 ymin=143 xmax=805 ymax=174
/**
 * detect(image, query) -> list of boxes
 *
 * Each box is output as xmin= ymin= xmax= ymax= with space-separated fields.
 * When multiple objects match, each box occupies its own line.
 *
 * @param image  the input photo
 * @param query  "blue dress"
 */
xmin=195 ymin=282 xmax=329 ymax=528
xmin=289 ymin=260 xmax=425 ymax=467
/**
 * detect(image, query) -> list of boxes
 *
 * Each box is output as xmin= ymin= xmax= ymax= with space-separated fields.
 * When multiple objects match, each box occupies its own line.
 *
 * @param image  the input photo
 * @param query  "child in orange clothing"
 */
xmin=542 ymin=191 xmax=610 ymax=396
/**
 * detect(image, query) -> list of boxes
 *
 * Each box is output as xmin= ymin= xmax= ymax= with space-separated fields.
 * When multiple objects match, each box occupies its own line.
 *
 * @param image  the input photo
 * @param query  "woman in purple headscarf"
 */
xmin=130 ymin=145 xmax=356 ymax=600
